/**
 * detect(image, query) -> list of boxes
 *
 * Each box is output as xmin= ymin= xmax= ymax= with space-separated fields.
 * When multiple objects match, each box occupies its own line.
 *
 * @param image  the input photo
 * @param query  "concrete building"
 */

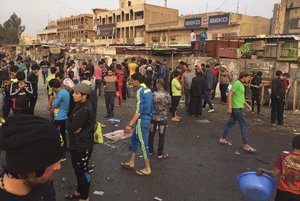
xmin=37 ymin=21 xmax=57 ymax=44
xmin=271 ymin=0 xmax=300 ymax=34
xmin=92 ymin=0 xmax=179 ymax=46
xmin=145 ymin=12 xmax=271 ymax=48
xmin=57 ymin=14 xmax=96 ymax=44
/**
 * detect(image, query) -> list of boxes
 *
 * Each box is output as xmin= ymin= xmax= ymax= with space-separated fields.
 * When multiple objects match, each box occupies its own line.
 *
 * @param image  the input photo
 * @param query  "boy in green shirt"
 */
xmin=170 ymin=71 xmax=182 ymax=121
xmin=219 ymin=71 xmax=257 ymax=153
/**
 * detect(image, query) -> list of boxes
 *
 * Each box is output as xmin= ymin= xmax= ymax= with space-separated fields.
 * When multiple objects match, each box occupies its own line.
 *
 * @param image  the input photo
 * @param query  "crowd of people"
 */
xmin=0 ymin=53 xmax=297 ymax=201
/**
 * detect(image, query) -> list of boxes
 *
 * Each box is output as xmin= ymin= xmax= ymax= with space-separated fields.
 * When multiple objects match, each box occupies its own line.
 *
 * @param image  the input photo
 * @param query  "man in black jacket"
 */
xmin=10 ymin=71 xmax=33 ymax=115
xmin=66 ymin=83 xmax=94 ymax=201
xmin=27 ymin=64 xmax=40 ymax=114
xmin=271 ymin=70 xmax=285 ymax=126
xmin=202 ymin=64 xmax=215 ymax=112
xmin=189 ymin=67 xmax=205 ymax=117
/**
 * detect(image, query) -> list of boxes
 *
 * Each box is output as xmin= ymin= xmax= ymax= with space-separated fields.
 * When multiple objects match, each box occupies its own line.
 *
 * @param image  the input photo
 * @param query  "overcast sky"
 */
xmin=0 ymin=0 xmax=280 ymax=36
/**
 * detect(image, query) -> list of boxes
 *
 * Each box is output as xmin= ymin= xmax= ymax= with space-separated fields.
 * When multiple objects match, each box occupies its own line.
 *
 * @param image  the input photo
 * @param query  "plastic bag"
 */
xmin=94 ymin=122 xmax=103 ymax=144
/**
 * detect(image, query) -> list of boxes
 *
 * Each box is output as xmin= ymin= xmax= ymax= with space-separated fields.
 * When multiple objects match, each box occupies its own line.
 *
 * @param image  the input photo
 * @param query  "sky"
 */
xmin=0 ymin=0 xmax=280 ymax=36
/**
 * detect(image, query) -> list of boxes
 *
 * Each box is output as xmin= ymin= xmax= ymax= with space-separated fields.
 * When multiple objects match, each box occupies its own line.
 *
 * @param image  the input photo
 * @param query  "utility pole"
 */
xmin=206 ymin=3 xmax=208 ymax=13
xmin=165 ymin=0 xmax=167 ymax=8
xmin=236 ymin=0 xmax=240 ymax=13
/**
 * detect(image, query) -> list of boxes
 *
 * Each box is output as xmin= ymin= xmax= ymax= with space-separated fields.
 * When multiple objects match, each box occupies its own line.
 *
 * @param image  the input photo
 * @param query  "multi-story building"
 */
xmin=145 ymin=12 xmax=271 ymax=47
xmin=92 ymin=0 xmax=179 ymax=46
xmin=271 ymin=0 xmax=300 ymax=34
xmin=37 ymin=21 xmax=57 ymax=44
xmin=57 ymin=14 xmax=96 ymax=44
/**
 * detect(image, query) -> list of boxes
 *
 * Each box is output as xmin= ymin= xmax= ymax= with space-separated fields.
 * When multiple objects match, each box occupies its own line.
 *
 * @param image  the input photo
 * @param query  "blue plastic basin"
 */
xmin=237 ymin=171 xmax=276 ymax=201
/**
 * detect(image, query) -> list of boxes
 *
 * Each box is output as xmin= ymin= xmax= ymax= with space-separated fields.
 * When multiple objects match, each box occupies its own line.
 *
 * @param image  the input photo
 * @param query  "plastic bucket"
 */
xmin=237 ymin=171 xmax=276 ymax=201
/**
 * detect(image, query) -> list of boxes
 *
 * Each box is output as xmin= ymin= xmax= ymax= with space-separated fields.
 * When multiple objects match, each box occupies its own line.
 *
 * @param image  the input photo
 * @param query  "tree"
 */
xmin=0 ymin=13 xmax=25 ymax=44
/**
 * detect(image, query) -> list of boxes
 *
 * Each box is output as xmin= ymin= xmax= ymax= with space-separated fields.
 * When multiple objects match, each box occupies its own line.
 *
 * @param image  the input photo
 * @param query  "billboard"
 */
xmin=208 ymin=13 xmax=230 ymax=27
xmin=97 ymin=23 xmax=116 ymax=37
xmin=184 ymin=18 xmax=202 ymax=28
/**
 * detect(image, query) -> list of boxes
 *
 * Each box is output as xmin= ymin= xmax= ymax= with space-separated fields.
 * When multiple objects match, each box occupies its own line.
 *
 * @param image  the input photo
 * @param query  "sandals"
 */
xmin=65 ymin=193 xmax=80 ymax=200
xmin=219 ymin=139 xmax=232 ymax=146
xmin=243 ymin=146 xmax=257 ymax=154
xmin=157 ymin=153 xmax=169 ymax=159
xmin=135 ymin=169 xmax=151 ymax=176
xmin=120 ymin=162 xmax=134 ymax=170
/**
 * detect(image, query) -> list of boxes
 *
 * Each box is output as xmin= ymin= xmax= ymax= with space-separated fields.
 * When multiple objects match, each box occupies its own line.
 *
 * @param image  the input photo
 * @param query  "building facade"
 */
xmin=145 ymin=12 xmax=271 ymax=48
xmin=271 ymin=0 xmax=300 ymax=34
xmin=92 ymin=0 xmax=179 ymax=46
xmin=37 ymin=21 xmax=57 ymax=44
xmin=57 ymin=14 xmax=96 ymax=44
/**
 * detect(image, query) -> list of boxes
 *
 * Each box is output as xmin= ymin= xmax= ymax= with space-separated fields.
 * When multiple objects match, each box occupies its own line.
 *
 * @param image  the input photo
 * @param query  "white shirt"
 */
xmin=191 ymin=32 xmax=196 ymax=42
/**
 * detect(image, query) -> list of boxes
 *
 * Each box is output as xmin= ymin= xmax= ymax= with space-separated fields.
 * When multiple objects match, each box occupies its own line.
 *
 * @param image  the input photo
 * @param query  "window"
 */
xmin=128 ymin=1 xmax=131 ymax=6
xmin=152 ymin=36 xmax=159 ymax=42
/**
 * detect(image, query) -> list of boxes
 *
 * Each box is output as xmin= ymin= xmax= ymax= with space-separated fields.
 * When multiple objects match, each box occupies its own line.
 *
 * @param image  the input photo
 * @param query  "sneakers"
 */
xmin=208 ymin=109 xmax=215 ymax=113
xmin=88 ymin=164 xmax=94 ymax=173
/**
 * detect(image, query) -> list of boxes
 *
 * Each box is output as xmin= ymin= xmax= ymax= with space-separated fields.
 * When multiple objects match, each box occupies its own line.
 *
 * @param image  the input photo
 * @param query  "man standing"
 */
xmin=27 ymin=63 xmax=40 ymax=114
xmin=10 ymin=71 xmax=33 ymax=115
xmin=219 ymin=66 xmax=232 ymax=104
xmin=170 ymin=71 xmax=182 ymax=121
xmin=103 ymin=68 xmax=118 ymax=118
xmin=149 ymin=78 xmax=171 ymax=159
xmin=271 ymin=70 xmax=285 ymax=126
xmin=66 ymin=83 xmax=94 ymax=201
xmin=50 ymin=79 xmax=70 ymax=159
xmin=94 ymin=61 xmax=103 ymax=97
xmin=219 ymin=71 xmax=257 ymax=153
xmin=211 ymin=64 xmax=220 ymax=100
xmin=67 ymin=60 xmax=78 ymax=84
xmin=0 ymin=114 xmax=63 ymax=201
xmin=190 ymin=30 xmax=196 ymax=55
xmin=202 ymin=64 xmax=215 ymax=112
xmin=182 ymin=64 xmax=195 ymax=110
xmin=39 ymin=56 xmax=51 ymax=84
xmin=16 ymin=57 xmax=27 ymax=72
xmin=200 ymin=28 xmax=208 ymax=56
xmin=79 ymin=62 xmax=90 ymax=82
xmin=121 ymin=73 xmax=153 ymax=176
xmin=250 ymin=71 xmax=263 ymax=115
xmin=87 ymin=59 xmax=94 ymax=80
xmin=189 ymin=67 xmax=205 ymax=117
xmin=56 ymin=57 xmax=65 ymax=75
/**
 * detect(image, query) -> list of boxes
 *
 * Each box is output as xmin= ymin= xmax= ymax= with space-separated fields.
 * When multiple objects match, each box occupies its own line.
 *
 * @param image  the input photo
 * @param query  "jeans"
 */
xmin=94 ymin=79 xmax=102 ymax=96
xmin=70 ymin=148 xmax=93 ymax=200
xmin=251 ymin=93 xmax=261 ymax=114
xmin=200 ymin=41 xmax=206 ymax=55
xmin=203 ymin=90 xmax=214 ymax=109
xmin=149 ymin=119 xmax=167 ymax=156
xmin=275 ymin=189 xmax=300 ymax=201
xmin=271 ymin=97 xmax=284 ymax=125
xmin=42 ymin=69 xmax=49 ymax=84
xmin=191 ymin=41 xmax=196 ymax=54
xmin=219 ymin=84 xmax=229 ymax=103
xmin=221 ymin=108 xmax=248 ymax=144
xmin=170 ymin=96 xmax=181 ymax=117
xmin=105 ymin=92 xmax=115 ymax=116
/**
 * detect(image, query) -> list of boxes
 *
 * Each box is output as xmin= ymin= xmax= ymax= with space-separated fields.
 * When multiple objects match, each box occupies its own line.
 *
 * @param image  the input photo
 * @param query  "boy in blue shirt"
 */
xmin=49 ymin=79 xmax=70 ymax=159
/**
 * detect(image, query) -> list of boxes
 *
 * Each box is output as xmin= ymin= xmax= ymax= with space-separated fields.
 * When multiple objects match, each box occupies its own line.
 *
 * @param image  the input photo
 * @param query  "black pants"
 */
xmin=149 ymin=119 xmax=167 ymax=156
xmin=189 ymin=96 xmax=202 ymax=116
xmin=94 ymin=79 xmax=102 ymax=96
xmin=29 ymin=95 xmax=38 ymax=115
xmin=54 ymin=120 xmax=66 ymax=152
xmin=70 ymin=148 xmax=93 ymax=200
xmin=105 ymin=92 xmax=115 ymax=116
xmin=271 ymin=97 xmax=284 ymax=125
xmin=251 ymin=93 xmax=261 ymax=114
xmin=2 ymin=98 xmax=12 ymax=119
xmin=275 ymin=189 xmax=300 ymax=201
xmin=170 ymin=96 xmax=181 ymax=117
xmin=191 ymin=41 xmax=196 ymax=54
xmin=184 ymin=89 xmax=190 ymax=108
xmin=219 ymin=84 xmax=228 ymax=103
xmin=203 ymin=90 xmax=214 ymax=109
xmin=13 ymin=107 xmax=30 ymax=115
xmin=212 ymin=83 xmax=218 ymax=100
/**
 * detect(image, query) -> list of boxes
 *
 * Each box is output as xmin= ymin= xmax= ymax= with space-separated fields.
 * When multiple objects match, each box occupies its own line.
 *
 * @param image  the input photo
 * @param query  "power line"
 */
xmin=215 ymin=0 xmax=230 ymax=11
xmin=53 ymin=0 xmax=81 ymax=15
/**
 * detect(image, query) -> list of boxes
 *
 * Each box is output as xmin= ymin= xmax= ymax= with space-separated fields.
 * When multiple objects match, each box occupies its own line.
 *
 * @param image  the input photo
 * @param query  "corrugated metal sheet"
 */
xmin=244 ymin=34 xmax=300 ymax=40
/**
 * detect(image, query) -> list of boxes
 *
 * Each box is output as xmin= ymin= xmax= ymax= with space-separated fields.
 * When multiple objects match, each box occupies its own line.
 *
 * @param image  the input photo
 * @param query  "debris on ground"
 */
xmin=234 ymin=151 xmax=241 ymax=155
xmin=93 ymin=191 xmax=104 ymax=196
xmin=196 ymin=119 xmax=211 ymax=124
xmin=104 ymin=130 xmax=133 ymax=141
xmin=154 ymin=197 xmax=163 ymax=201
xmin=108 ymin=118 xmax=122 ymax=123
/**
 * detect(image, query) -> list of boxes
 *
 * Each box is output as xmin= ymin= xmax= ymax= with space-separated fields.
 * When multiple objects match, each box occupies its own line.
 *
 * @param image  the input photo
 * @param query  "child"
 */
xmin=257 ymin=135 xmax=300 ymax=201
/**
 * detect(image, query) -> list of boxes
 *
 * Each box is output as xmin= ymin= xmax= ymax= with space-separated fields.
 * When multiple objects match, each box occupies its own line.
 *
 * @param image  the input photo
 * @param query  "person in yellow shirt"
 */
xmin=128 ymin=58 xmax=138 ymax=76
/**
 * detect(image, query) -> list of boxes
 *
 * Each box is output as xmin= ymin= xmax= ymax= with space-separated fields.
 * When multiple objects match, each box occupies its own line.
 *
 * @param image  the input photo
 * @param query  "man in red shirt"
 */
xmin=94 ymin=61 xmax=103 ymax=97
xmin=257 ymin=135 xmax=300 ymax=201
xmin=210 ymin=64 xmax=220 ymax=100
